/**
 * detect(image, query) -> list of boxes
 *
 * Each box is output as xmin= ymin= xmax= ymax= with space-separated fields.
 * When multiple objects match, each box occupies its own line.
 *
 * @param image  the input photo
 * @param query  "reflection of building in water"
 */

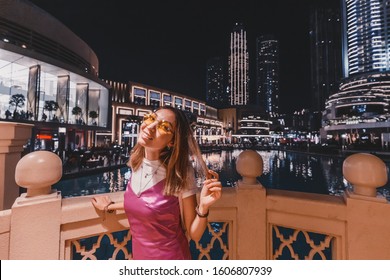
xmin=105 ymin=169 xmax=130 ymax=193
xmin=256 ymin=151 xmax=271 ymax=175
xmin=319 ymin=157 xmax=345 ymax=196
xmin=53 ymin=150 xmax=390 ymax=198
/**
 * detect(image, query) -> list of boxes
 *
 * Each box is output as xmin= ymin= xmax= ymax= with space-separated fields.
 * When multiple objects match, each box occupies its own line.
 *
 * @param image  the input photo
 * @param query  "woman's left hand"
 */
xmin=199 ymin=169 xmax=222 ymax=209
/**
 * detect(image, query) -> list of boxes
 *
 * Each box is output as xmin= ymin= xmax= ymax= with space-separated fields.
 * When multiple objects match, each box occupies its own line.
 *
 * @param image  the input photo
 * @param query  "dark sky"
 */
xmin=29 ymin=0 xmax=340 ymax=113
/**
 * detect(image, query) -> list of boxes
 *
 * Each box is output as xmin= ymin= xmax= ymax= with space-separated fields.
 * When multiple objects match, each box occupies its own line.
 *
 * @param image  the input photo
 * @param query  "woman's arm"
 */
xmin=183 ymin=169 xmax=222 ymax=242
xmin=182 ymin=194 xmax=205 ymax=242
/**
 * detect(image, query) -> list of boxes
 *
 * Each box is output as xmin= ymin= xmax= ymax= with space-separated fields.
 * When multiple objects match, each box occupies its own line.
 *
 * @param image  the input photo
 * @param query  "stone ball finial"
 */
xmin=236 ymin=150 xmax=263 ymax=185
xmin=15 ymin=151 xmax=63 ymax=197
xmin=343 ymin=153 xmax=388 ymax=197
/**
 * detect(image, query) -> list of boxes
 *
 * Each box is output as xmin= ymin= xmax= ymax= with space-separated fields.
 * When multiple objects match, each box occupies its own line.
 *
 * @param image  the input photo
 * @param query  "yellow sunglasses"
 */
xmin=143 ymin=113 xmax=174 ymax=134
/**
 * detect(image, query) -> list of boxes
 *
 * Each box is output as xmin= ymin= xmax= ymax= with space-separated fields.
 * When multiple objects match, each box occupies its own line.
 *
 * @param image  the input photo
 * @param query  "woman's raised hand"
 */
xmin=200 ymin=169 xmax=222 ymax=208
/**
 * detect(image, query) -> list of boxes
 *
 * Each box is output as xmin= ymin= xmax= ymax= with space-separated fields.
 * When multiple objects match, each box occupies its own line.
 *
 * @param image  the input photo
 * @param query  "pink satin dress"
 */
xmin=124 ymin=179 xmax=192 ymax=260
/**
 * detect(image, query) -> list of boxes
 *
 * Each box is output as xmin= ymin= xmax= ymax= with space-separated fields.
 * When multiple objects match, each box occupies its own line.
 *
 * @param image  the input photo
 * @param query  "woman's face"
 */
xmin=138 ymin=108 xmax=176 ymax=151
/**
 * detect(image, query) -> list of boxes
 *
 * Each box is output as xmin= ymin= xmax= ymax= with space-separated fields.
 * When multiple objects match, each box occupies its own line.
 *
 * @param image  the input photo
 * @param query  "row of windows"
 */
xmin=131 ymin=86 xmax=206 ymax=115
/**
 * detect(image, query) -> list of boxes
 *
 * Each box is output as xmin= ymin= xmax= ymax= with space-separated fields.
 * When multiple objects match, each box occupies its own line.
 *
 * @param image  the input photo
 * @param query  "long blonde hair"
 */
xmin=129 ymin=106 xmax=208 ymax=195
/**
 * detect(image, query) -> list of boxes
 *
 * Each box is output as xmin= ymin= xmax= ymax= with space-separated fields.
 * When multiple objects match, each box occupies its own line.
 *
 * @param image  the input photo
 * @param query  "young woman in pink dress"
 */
xmin=91 ymin=106 xmax=222 ymax=260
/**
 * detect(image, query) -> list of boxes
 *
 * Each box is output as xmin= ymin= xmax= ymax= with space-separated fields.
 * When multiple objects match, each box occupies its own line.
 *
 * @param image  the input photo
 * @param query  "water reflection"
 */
xmin=54 ymin=149 xmax=390 ymax=200
xmin=199 ymin=149 xmax=388 ymax=197
xmin=55 ymin=168 xmax=131 ymax=197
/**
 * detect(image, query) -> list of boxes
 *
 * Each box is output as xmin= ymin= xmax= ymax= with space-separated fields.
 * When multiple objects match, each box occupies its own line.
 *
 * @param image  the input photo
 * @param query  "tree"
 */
xmin=9 ymin=94 xmax=25 ymax=116
xmin=88 ymin=110 xmax=98 ymax=125
xmin=72 ymin=106 xmax=82 ymax=124
xmin=43 ymin=100 xmax=59 ymax=121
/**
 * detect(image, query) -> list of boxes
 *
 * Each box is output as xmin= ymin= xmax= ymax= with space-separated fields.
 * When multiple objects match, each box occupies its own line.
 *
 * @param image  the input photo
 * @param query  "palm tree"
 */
xmin=43 ymin=100 xmax=59 ymax=121
xmin=72 ymin=106 xmax=82 ymax=124
xmin=88 ymin=110 xmax=98 ymax=125
xmin=9 ymin=94 xmax=25 ymax=118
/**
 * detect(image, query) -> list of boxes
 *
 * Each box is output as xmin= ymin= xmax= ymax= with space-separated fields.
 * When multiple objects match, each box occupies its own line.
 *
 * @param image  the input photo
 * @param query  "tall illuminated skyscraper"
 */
xmin=325 ymin=0 xmax=390 ymax=118
xmin=322 ymin=0 xmax=390 ymax=145
xmin=256 ymin=35 xmax=280 ymax=114
xmin=206 ymin=56 xmax=227 ymax=108
xmin=228 ymin=23 xmax=249 ymax=105
xmin=309 ymin=3 xmax=342 ymax=112
xmin=342 ymin=0 xmax=390 ymax=77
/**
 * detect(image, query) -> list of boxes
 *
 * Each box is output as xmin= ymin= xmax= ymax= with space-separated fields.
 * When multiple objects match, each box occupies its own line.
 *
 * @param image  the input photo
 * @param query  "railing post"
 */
xmin=0 ymin=121 xmax=33 ymax=210
xmin=235 ymin=149 xmax=266 ymax=259
xmin=343 ymin=153 xmax=390 ymax=259
xmin=9 ymin=151 xmax=63 ymax=259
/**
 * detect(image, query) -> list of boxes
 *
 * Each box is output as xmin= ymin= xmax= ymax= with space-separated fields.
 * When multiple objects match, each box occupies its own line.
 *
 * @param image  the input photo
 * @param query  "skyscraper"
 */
xmin=206 ymin=56 xmax=227 ymax=108
xmin=325 ymin=0 xmax=390 ymax=120
xmin=322 ymin=0 xmax=390 ymax=147
xmin=228 ymin=23 xmax=249 ymax=106
xmin=342 ymin=0 xmax=390 ymax=77
xmin=309 ymin=3 xmax=342 ymax=112
xmin=256 ymin=35 xmax=280 ymax=115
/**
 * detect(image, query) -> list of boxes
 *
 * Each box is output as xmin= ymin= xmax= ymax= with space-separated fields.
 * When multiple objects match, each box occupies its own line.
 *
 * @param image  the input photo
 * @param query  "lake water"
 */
xmin=53 ymin=149 xmax=390 ymax=200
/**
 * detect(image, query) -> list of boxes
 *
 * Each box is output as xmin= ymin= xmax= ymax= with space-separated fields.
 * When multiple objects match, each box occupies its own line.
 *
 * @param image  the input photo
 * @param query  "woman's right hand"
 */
xmin=199 ymin=169 xmax=222 ymax=209
xmin=91 ymin=195 xmax=112 ymax=211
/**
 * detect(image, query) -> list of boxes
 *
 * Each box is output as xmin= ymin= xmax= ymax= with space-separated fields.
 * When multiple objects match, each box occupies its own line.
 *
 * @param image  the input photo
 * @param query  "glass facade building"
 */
xmin=343 ymin=0 xmax=390 ymax=76
xmin=256 ymin=35 xmax=280 ymax=115
xmin=309 ymin=3 xmax=342 ymax=112
xmin=206 ymin=56 xmax=227 ymax=108
xmin=0 ymin=0 xmax=111 ymax=152
xmin=322 ymin=0 xmax=390 ymax=149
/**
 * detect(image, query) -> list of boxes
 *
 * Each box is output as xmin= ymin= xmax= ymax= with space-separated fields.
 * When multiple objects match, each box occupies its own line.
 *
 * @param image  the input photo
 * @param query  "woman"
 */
xmin=91 ymin=106 xmax=222 ymax=260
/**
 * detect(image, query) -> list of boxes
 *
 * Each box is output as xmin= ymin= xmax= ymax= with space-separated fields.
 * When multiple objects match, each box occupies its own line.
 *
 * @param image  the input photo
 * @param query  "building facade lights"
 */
xmin=256 ymin=35 xmax=280 ymax=114
xmin=322 ymin=0 xmax=390 ymax=149
xmin=228 ymin=23 xmax=249 ymax=106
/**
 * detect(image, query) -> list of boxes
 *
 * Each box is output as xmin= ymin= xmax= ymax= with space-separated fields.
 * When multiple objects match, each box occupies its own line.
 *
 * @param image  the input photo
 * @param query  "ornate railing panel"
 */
xmin=70 ymin=230 xmax=132 ymax=260
xmin=271 ymin=225 xmax=335 ymax=260
xmin=69 ymin=222 xmax=230 ymax=260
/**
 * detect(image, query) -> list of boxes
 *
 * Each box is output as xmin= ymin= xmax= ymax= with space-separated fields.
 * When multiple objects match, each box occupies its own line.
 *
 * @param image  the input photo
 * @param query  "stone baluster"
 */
xmin=236 ymin=149 xmax=263 ymax=186
xmin=9 ymin=150 xmax=63 ymax=259
xmin=0 ymin=121 xmax=33 ymax=210
xmin=342 ymin=153 xmax=390 ymax=259
xmin=343 ymin=153 xmax=388 ymax=199
xmin=235 ymin=149 xmax=266 ymax=259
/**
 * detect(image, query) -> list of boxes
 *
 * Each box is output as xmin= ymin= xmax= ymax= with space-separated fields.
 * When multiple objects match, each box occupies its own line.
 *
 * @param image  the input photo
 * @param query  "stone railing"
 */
xmin=1 ymin=149 xmax=263 ymax=260
xmin=1 ymin=122 xmax=390 ymax=260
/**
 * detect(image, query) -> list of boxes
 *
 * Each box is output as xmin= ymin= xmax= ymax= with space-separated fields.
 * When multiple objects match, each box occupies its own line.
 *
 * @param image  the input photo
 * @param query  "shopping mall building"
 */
xmin=0 ymin=0 xmax=111 ymax=154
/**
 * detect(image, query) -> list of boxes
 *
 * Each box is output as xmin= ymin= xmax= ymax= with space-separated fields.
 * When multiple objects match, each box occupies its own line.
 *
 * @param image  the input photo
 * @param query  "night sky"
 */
xmin=28 ymin=0 xmax=340 ymax=113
